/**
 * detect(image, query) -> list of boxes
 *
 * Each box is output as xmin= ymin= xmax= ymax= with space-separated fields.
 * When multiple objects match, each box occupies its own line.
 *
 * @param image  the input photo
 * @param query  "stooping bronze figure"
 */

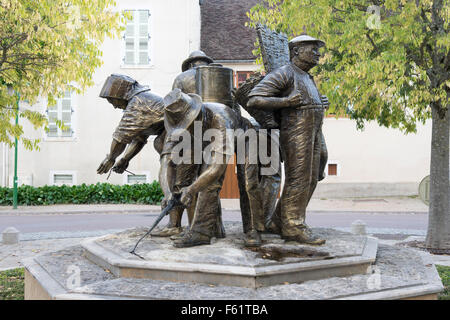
xmin=160 ymin=88 xmax=238 ymax=247
xmin=151 ymin=50 xmax=215 ymax=238
xmin=96 ymin=74 xmax=166 ymax=176
xmin=161 ymin=56 xmax=278 ymax=247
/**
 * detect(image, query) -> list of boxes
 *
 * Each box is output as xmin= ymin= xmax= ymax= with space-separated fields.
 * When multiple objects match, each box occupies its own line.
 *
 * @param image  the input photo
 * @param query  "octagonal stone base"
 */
xmin=81 ymin=225 xmax=377 ymax=288
xmin=23 ymin=224 xmax=444 ymax=300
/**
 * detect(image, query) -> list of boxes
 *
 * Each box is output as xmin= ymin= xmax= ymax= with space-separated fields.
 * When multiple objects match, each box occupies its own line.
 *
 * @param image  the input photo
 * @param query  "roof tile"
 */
xmin=200 ymin=0 xmax=261 ymax=61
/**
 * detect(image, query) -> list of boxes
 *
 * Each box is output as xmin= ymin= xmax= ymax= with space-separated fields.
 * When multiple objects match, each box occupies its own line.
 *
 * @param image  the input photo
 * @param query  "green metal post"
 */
xmin=13 ymin=93 xmax=19 ymax=209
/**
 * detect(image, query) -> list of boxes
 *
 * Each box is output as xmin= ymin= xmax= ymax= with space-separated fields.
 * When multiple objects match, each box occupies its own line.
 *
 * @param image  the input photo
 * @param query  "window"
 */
xmin=235 ymin=71 xmax=254 ymax=88
xmin=127 ymin=174 xmax=148 ymax=184
xmin=328 ymin=163 xmax=339 ymax=176
xmin=54 ymin=174 xmax=73 ymax=185
xmin=46 ymin=90 xmax=74 ymax=138
xmin=123 ymin=10 xmax=151 ymax=66
xmin=50 ymin=171 xmax=77 ymax=186
xmin=125 ymin=172 xmax=151 ymax=185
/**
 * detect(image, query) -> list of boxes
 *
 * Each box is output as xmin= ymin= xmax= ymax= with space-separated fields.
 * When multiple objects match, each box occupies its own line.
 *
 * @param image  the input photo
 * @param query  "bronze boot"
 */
xmin=173 ymin=231 xmax=211 ymax=248
xmin=282 ymin=228 xmax=326 ymax=245
xmin=151 ymin=206 xmax=183 ymax=237
xmin=244 ymin=229 xmax=262 ymax=247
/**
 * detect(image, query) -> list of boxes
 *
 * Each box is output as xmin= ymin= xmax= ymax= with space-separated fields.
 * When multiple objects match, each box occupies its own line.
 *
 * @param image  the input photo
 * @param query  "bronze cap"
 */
xmin=288 ymin=35 xmax=325 ymax=50
xmin=181 ymin=50 xmax=214 ymax=72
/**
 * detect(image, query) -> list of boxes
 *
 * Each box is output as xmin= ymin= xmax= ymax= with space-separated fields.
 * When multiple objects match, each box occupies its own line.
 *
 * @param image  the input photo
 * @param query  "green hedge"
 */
xmin=0 ymin=182 xmax=164 ymax=206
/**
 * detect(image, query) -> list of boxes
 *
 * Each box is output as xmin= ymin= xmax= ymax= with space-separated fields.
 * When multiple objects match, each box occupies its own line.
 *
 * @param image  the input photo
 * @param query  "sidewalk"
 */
xmin=0 ymin=196 xmax=429 ymax=215
xmin=0 ymin=237 xmax=90 ymax=272
xmin=0 ymin=203 xmax=161 ymax=215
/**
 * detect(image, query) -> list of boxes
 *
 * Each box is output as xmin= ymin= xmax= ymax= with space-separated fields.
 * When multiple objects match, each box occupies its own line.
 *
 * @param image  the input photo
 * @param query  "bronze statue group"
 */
xmin=97 ymin=32 xmax=330 ymax=249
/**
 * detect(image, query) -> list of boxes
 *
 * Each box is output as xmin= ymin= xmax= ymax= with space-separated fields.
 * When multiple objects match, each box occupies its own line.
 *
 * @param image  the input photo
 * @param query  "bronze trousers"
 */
xmin=189 ymin=164 xmax=227 ymax=238
xmin=237 ymin=160 xmax=265 ymax=233
xmin=169 ymin=163 xmax=199 ymax=227
xmin=275 ymin=107 xmax=324 ymax=237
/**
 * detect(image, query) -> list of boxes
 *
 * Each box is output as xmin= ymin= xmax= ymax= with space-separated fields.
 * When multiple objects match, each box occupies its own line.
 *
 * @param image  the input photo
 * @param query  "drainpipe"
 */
xmin=13 ymin=93 xmax=19 ymax=209
xmin=2 ymin=143 xmax=6 ymax=187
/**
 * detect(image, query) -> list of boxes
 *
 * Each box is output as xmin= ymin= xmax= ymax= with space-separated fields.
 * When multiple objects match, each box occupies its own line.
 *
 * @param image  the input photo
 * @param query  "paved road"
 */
xmin=0 ymin=210 xmax=428 ymax=237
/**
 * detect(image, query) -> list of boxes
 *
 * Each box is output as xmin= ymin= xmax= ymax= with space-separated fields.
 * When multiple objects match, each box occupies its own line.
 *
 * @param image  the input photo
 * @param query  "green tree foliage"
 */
xmin=0 ymin=0 xmax=126 ymax=150
xmin=247 ymin=0 xmax=449 ymax=131
xmin=248 ymin=0 xmax=449 ymax=250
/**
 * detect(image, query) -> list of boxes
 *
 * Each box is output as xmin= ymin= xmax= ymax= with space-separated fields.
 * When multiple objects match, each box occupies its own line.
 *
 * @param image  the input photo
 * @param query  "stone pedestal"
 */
xmin=352 ymin=220 xmax=367 ymax=235
xmin=23 ymin=223 xmax=443 ymax=300
xmin=2 ymin=227 xmax=20 ymax=245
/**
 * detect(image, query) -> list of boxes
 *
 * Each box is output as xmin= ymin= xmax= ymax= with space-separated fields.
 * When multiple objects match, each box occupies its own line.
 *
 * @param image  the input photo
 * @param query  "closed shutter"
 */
xmin=124 ymin=10 xmax=150 ymax=65
xmin=328 ymin=164 xmax=338 ymax=176
xmin=47 ymin=104 xmax=59 ymax=137
xmin=46 ymin=90 xmax=74 ymax=138
xmin=61 ymin=90 xmax=72 ymax=137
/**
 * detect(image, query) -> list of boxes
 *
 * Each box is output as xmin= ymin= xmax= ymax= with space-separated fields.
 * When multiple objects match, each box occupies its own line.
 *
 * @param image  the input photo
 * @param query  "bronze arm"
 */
xmin=247 ymin=92 xmax=303 ymax=111
xmin=159 ymin=154 xmax=177 ymax=205
xmin=113 ymin=139 xmax=147 ymax=174
xmin=97 ymin=139 xmax=127 ymax=174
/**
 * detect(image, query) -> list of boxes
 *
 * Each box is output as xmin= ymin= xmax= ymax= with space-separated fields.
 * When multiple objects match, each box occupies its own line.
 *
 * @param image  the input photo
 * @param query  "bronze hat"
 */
xmin=163 ymin=89 xmax=203 ymax=134
xmin=181 ymin=50 xmax=214 ymax=72
xmin=288 ymin=35 xmax=325 ymax=50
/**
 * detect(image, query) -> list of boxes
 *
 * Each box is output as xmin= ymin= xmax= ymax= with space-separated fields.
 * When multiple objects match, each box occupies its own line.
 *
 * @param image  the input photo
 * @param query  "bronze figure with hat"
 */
xmin=160 ymin=88 xmax=239 ymax=248
xmin=172 ymin=50 xmax=214 ymax=94
xmin=181 ymin=50 xmax=214 ymax=72
xmin=247 ymin=34 xmax=330 ymax=245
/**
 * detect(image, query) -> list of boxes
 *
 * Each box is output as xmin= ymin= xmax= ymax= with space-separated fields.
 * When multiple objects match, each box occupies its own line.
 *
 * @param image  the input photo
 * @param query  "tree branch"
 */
xmin=366 ymin=32 xmax=380 ymax=55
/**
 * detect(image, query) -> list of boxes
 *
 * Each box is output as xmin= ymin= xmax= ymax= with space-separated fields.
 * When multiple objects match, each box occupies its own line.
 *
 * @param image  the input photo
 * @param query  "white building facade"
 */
xmin=0 ymin=0 xmax=431 ymax=198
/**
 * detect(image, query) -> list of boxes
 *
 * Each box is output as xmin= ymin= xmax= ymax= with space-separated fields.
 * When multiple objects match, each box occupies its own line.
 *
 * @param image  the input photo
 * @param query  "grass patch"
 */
xmin=437 ymin=265 xmax=450 ymax=300
xmin=0 ymin=268 xmax=25 ymax=300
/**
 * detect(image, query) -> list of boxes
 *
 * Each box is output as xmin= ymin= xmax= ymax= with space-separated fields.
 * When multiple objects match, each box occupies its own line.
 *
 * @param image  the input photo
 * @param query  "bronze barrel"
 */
xmin=195 ymin=65 xmax=233 ymax=107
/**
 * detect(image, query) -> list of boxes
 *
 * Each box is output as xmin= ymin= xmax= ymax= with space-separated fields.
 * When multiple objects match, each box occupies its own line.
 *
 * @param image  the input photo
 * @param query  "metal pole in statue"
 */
xmin=13 ymin=92 xmax=19 ymax=209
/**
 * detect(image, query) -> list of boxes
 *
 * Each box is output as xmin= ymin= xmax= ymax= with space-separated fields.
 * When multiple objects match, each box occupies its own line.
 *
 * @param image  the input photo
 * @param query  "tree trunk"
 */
xmin=425 ymin=103 xmax=450 ymax=252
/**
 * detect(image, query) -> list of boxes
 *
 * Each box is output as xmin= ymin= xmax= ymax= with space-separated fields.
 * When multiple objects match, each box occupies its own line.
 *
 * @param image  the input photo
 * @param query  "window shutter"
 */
xmin=124 ymin=11 xmax=136 ymax=65
xmin=47 ymin=104 xmax=59 ymax=137
xmin=124 ymin=10 xmax=150 ymax=65
xmin=328 ymin=164 xmax=338 ymax=176
xmin=61 ymin=90 xmax=72 ymax=137
xmin=46 ymin=90 xmax=74 ymax=138
xmin=138 ymin=10 xmax=150 ymax=65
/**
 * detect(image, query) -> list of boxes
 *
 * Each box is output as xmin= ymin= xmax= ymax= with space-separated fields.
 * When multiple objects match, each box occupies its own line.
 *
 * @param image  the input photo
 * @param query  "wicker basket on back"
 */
xmin=235 ymin=25 xmax=290 ymax=130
